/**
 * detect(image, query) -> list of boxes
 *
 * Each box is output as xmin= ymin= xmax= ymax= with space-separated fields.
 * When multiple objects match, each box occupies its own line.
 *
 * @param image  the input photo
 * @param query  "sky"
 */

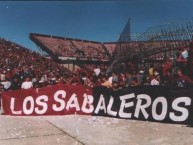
xmin=0 ymin=0 xmax=193 ymax=52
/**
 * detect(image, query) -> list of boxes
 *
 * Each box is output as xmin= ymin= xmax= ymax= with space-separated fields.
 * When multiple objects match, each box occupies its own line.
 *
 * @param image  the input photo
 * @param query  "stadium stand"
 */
xmin=0 ymin=36 xmax=193 ymax=93
xmin=0 ymin=17 xmax=193 ymax=98
xmin=30 ymin=34 xmax=80 ymax=57
xmin=30 ymin=33 xmax=109 ymax=61
xmin=0 ymin=38 xmax=72 ymax=90
xmin=103 ymin=42 xmax=117 ymax=57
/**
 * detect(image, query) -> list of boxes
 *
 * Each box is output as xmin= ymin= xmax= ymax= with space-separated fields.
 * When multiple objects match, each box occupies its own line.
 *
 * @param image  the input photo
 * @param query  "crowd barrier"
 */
xmin=2 ymin=84 xmax=193 ymax=125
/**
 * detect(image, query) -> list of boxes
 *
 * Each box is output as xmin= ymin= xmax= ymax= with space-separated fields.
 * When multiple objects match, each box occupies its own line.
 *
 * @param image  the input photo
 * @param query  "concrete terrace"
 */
xmin=0 ymin=115 xmax=193 ymax=145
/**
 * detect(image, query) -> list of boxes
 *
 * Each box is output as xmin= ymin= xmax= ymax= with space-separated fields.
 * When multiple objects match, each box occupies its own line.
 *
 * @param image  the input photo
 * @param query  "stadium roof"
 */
xmin=30 ymin=33 xmax=117 ymax=62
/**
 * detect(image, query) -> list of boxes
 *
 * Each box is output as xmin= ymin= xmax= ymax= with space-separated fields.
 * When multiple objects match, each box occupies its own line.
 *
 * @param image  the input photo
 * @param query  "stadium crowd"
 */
xmin=0 ymin=37 xmax=193 ymax=96
xmin=0 ymin=38 xmax=72 ymax=92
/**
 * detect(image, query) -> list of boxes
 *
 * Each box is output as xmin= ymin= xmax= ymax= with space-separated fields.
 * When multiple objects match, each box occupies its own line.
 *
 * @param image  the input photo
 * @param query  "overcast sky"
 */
xmin=0 ymin=0 xmax=192 ymax=51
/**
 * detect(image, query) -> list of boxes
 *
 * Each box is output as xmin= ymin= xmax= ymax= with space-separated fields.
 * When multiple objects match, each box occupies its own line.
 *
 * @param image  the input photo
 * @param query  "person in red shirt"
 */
xmin=69 ymin=74 xmax=81 ymax=85
xmin=162 ymin=58 xmax=171 ymax=76
xmin=57 ymin=76 xmax=67 ymax=85
xmin=176 ymin=48 xmax=188 ymax=74
xmin=163 ymin=69 xmax=174 ymax=86
xmin=187 ymin=42 xmax=193 ymax=79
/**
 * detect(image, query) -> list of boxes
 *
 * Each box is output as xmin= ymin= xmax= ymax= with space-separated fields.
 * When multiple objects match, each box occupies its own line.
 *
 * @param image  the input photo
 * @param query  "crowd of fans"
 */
xmin=0 ymin=37 xmax=193 ymax=96
xmin=70 ymin=39 xmax=193 ymax=91
xmin=115 ymin=40 xmax=191 ymax=63
xmin=71 ymin=40 xmax=109 ymax=60
xmin=36 ymin=36 xmax=81 ymax=58
xmin=0 ymin=38 xmax=72 ymax=93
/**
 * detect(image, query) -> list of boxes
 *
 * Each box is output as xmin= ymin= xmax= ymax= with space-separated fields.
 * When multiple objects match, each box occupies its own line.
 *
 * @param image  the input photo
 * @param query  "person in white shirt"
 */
xmin=94 ymin=66 xmax=100 ymax=77
xmin=108 ymin=73 xmax=118 ymax=85
xmin=151 ymin=74 xmax=160 ymax=86
xmin=1 ymin=78 xmax=11 ymax=90
xmin=0 ymin=72 xmax=6 ymax=81
xmin=21 ymin=77 xmax=33 ymax=89
xmin=108 ymin=74 xmax=113 ymax=85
